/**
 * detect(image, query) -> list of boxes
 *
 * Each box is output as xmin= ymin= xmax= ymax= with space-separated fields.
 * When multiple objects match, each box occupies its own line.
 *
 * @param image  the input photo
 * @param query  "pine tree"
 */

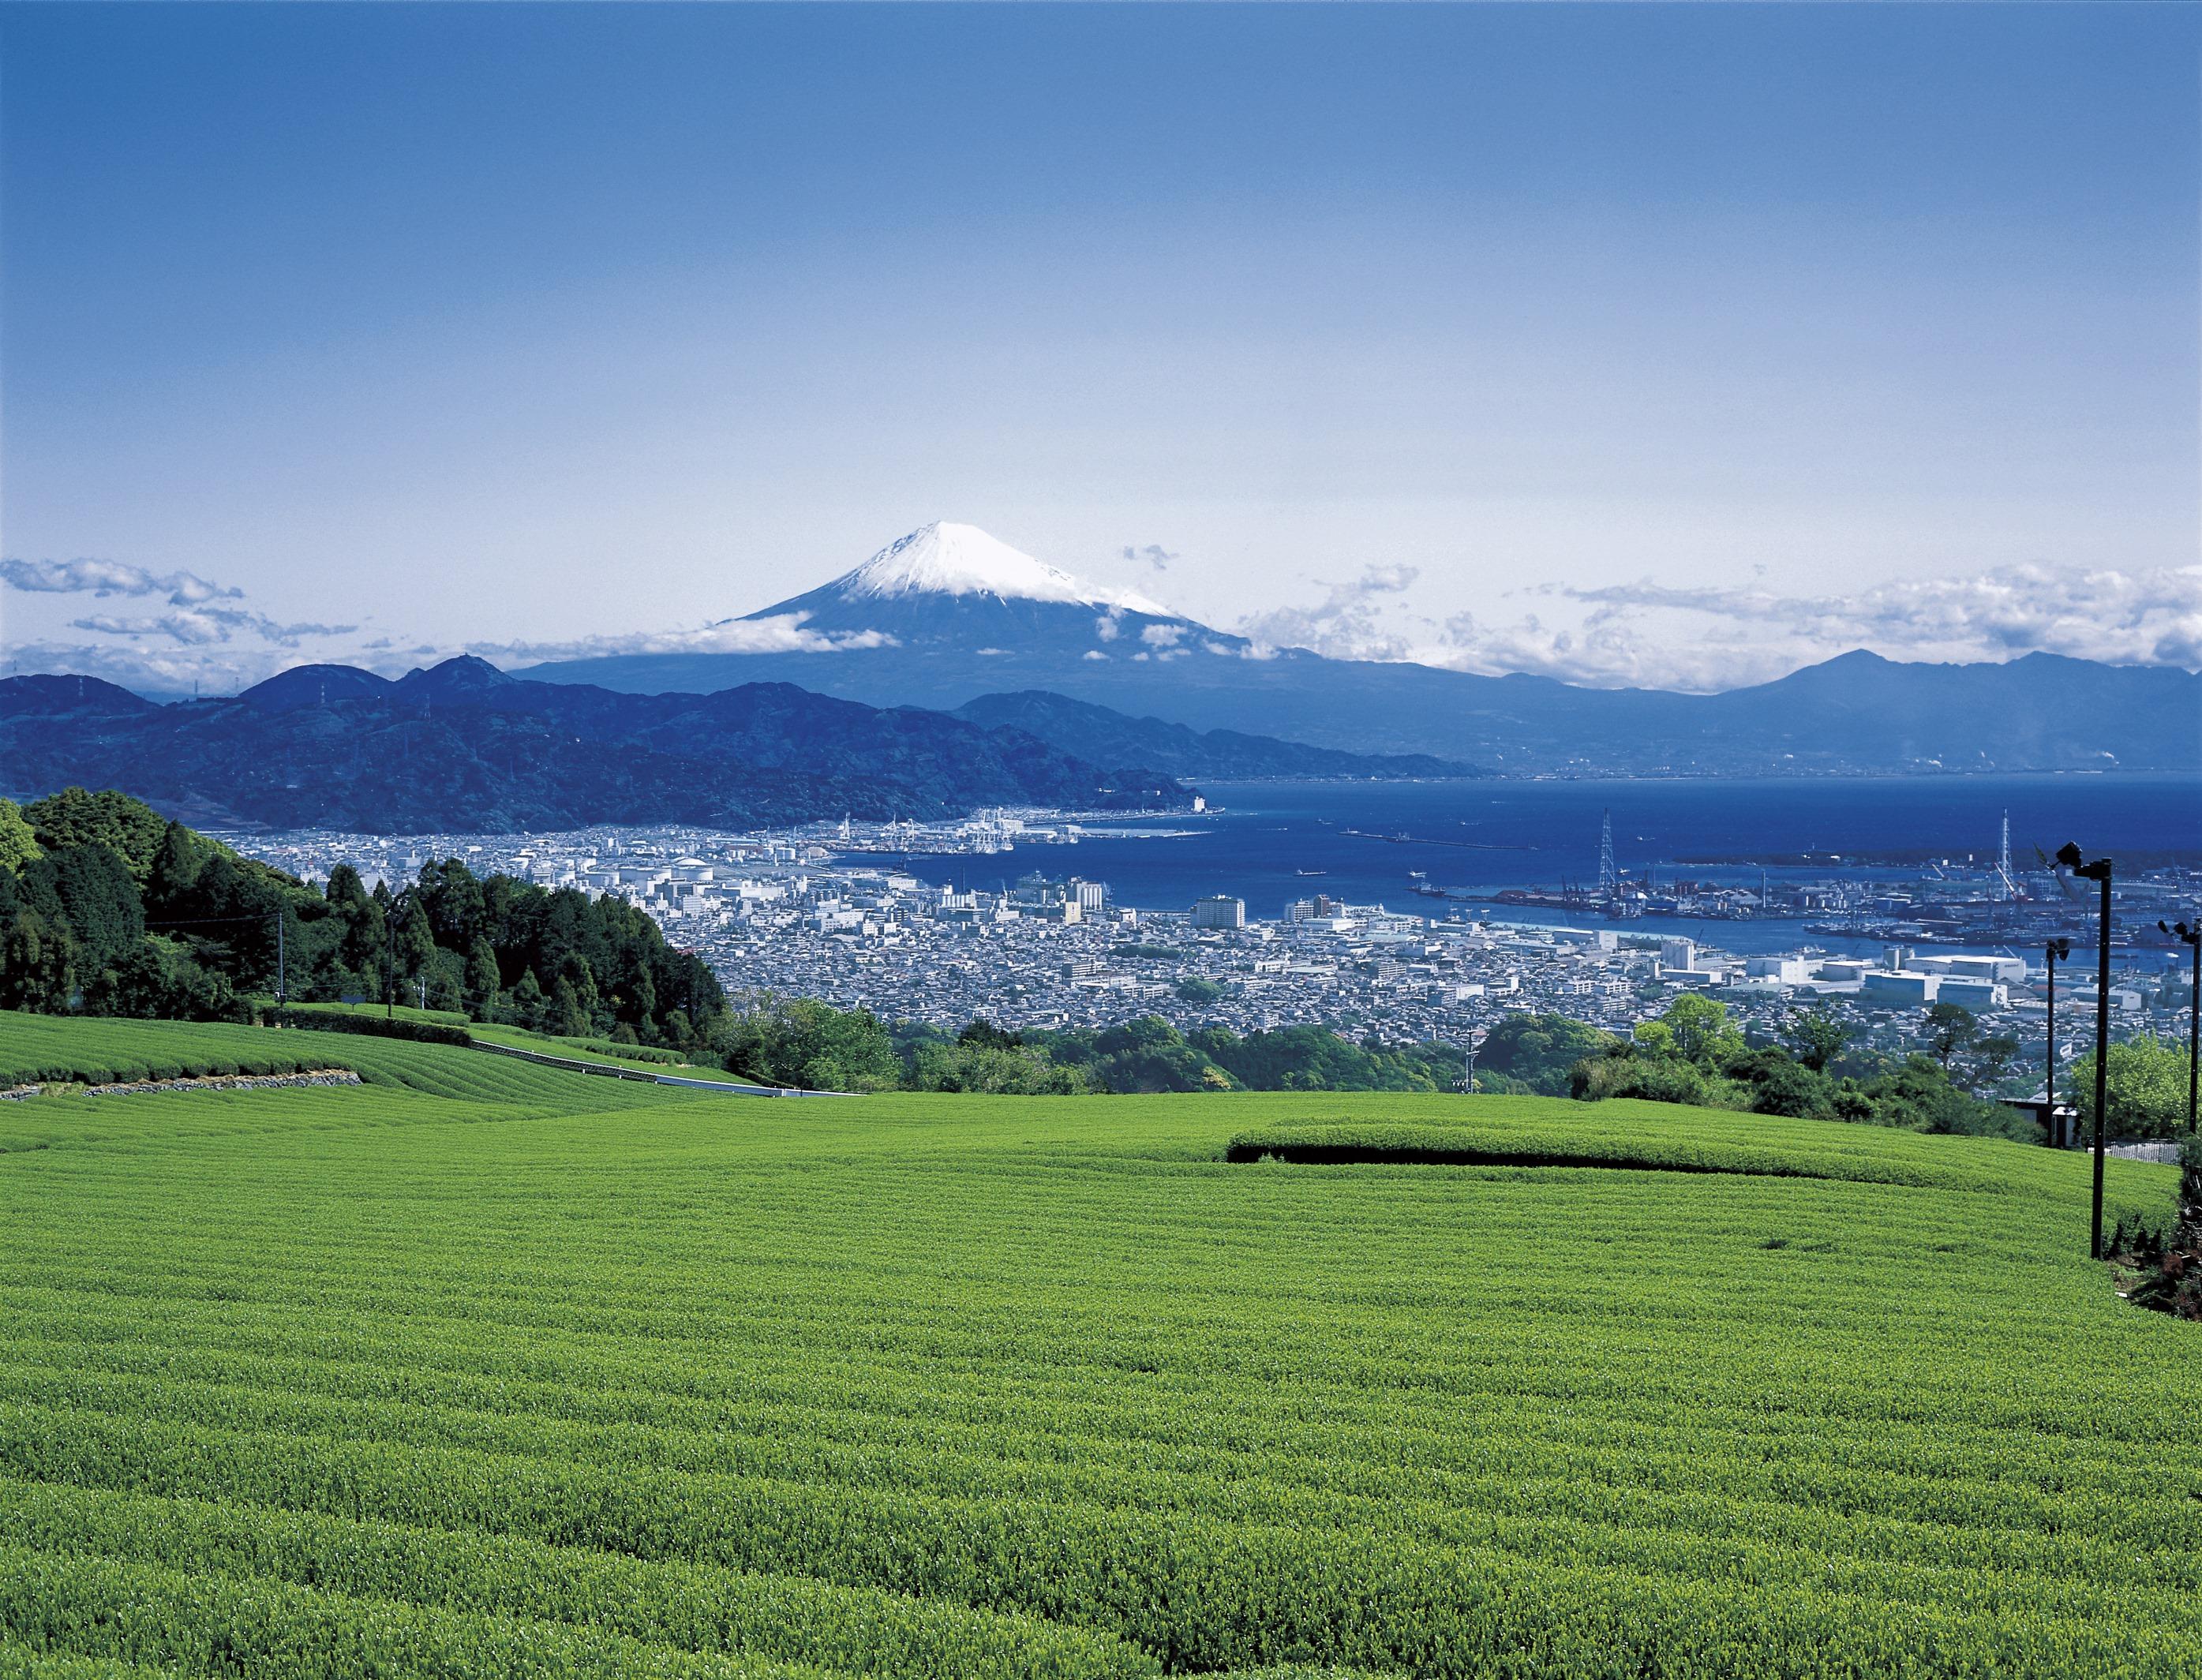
xmin=464 ymin=937 xmax=503 ymax=1019
xmin=509 ymin=967 xmax=547 ymax=1031
xmin=146 ymin=821 xmax=208 ymax=912
xmin=549 ymin=975 xmax=589 ymax=1038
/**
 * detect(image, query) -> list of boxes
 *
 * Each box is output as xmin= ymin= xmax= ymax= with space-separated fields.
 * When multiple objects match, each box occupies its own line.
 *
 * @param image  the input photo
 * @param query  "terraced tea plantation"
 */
xmin=2 ymin=1013 xmax=2197 ymax=1678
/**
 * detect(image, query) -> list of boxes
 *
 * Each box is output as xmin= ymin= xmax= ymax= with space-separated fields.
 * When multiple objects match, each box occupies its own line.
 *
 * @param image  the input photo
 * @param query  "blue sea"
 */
xmin=859 ymin=773 xmax=2200 ymax=960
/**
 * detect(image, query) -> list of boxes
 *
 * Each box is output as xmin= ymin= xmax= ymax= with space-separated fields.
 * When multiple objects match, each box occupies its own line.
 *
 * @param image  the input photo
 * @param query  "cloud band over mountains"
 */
xmin=1230 ymin=558 xmax=2202 ymax=693
xmin=4 ymin=545 xmax=2198 ymax=697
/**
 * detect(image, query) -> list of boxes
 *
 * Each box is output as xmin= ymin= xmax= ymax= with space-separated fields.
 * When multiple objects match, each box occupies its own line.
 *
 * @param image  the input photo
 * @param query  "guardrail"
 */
xmin=467 ymin=1038 xmax=844 ymax=1097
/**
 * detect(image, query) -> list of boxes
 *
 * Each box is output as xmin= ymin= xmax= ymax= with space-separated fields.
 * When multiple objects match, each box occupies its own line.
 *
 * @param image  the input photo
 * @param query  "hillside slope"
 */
xmin=0 ymin=1038 xmax=2194 ymax=1678
xmin=952 ymin=690 xmax=1479 ymax=779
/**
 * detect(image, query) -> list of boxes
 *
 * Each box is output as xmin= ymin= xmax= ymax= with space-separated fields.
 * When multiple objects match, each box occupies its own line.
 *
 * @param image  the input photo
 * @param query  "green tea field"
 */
xmin=1 ymin=1013 xmax=2197 ymax=1678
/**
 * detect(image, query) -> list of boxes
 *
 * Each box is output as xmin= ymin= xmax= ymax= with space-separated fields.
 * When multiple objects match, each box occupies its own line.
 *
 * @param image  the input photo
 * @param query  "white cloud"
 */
xmin=0 ymin=556 xmax=241 ymax=605
xmin=1093 ymin=612 xmax=1121 ymax=642
xmin=72 ymin=604 xmax=355 ymax=649
xmin=1412 ymin=561 xmax=2202 ymax=691
xmin=1 ymin=638 xmax=291 ymax=696
xmin=1140 ymin=623 xmax=1185 ymax=648
xmin=468 ymin=612 xmax=898 ymax=666
xmin=2 ymin=554 xmax=366 ymax=690
xmin=1238 ymin=563 xmax=1420 ymax=660
xmin=1567 ymin=563 xmax=2202 ymax=667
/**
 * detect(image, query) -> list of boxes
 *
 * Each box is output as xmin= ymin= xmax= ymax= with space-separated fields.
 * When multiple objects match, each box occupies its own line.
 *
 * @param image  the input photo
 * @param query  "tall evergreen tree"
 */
xmin=146 ymin=820 xmax=210 ymax=913
xmin=464 ymin=937 xmax=503 ymax=1016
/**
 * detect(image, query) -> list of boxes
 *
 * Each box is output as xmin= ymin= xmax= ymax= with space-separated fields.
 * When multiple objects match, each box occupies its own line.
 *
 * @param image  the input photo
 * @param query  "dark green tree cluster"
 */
xmin=395 ymin=857 xmax=724 ymax=1050
xmin=1029 ymin=1019 xmax=1466 ymax=1094
xmin=1196 ymin=1023 xmax=1465 ymax=1092
xmin=0 ymin=789 xmax=305 ymax=1020
xmin=1564 ymin=997 xmax=2032 ymax=1140
xmin=714 ymin=1002 xmax=1472 ymax=1094
xmin=1035 ymin=1017 xmax=1241 ymax=1093
xmin=1472 ymin=1013 xmax=1623 ymax=1095
xmin=904 ymin=1019 xmax=1095 ymax=1094
xmin=0 ymin=790 xmax=722 ymax=1051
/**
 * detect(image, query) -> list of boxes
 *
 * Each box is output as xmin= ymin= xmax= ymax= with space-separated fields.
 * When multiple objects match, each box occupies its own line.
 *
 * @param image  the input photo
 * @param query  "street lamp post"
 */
xmin=2159 ymin=919 xmax=2200 ymax=1135
xmin=2044 ymin=937 xmax=2070 ymax=1140
xmin=2058 ymin=844 xmax=2114 ymax=1259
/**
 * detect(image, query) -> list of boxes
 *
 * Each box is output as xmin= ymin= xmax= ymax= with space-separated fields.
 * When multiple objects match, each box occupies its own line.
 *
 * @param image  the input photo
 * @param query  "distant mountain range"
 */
xmin=0 ymin=659 xmax=1193 ymax=833
xmin=0 ymin=657 xmax=1473 ymax=833
xmin=952 ymin=690 xmax=1476 ymax=780
xmin=522 ymin=523 xmax=2202 ymax=773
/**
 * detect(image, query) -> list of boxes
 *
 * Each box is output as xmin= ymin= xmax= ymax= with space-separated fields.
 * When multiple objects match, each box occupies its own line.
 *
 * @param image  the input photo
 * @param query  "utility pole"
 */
xmin=2161 ymin=919 xmax=2200 ymax=1135
xmin=2059 ymin=844 xmax=2114 ymax=1259
xmin=275 ymin=911 xmax=286 ymax=1007
xmin=2044 ymin=937 xmax=2069 ymax=1141
xmin=2189 ymin=927 xmax=2199 ymax=1137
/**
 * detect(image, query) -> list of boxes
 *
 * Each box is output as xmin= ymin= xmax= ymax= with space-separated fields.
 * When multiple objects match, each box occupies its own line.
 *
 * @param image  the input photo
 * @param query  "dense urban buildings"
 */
xmin=228 ymin=810 xmax=2181 ymax=1097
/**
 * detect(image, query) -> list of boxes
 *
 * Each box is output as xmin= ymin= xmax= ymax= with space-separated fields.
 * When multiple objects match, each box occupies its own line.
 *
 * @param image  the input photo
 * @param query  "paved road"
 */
xmin=468 ymin=1038 xmax=842 ymax=1097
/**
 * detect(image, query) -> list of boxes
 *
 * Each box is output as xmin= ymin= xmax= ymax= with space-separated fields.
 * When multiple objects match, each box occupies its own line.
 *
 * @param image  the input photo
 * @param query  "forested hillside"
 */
xmin=0 ymin=658 xmax=1189 ymax=832
xmin=0 ymin=788 xmax=720 ymax=1048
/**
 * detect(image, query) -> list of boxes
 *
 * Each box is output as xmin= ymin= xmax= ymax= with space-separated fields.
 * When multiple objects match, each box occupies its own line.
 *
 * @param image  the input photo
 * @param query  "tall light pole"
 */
xmin=2044 ymin=937 xmax=2070 ymax=1139
xmin=2059 ymin=843 xmax=2113 ymax=1259
xmin=2159 ymin=919 xmax=2200 ymax=1135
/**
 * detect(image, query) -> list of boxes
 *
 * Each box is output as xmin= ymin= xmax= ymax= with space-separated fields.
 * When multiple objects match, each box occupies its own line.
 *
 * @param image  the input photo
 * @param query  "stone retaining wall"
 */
xmin=0 ymin=1070 xmax=362 ymax=1101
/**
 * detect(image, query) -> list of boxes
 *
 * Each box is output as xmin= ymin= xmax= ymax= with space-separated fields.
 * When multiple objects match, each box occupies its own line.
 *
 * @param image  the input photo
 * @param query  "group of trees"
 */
xmin=0 ymin=788 xmax=721 ymax=1050
xmin=1512 ymin=993 xmax=2191 ymax=1143
xmin=713 ymin=1002 xmax=1471 ymax=1095
xmin=1472 ymin=1014 xmax=1619 ymax=1096
xmin=1 ymin=788 xmax=298 ymax=1021
xmin=397 ymin=856 xmax=722 ymax=1048
xmin=1531 ymin=994 xmax=2037 ymax=1140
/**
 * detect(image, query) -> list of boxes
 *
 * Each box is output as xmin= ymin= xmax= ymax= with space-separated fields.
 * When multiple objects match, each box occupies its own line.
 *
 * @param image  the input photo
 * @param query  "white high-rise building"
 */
xmin=1193 ymin=896 xmax=1246 ymax=930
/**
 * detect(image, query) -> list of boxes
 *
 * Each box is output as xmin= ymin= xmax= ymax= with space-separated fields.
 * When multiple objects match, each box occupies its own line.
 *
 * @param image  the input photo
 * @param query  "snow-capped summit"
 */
xmin=724 ymin=520 xmax=1222 ymax=664
xmin=826 ymin=522 xmax=1174 ymax=616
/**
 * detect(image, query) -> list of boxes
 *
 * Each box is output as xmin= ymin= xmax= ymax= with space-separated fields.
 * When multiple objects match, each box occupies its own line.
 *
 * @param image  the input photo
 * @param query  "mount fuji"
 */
xmin=728 ymin=522 xmax=1241 ymax=660
xmin=786 ymin=522 xmax=1176 ymax=618
xmin=522 ymin=523 xmax=2202 ymax=773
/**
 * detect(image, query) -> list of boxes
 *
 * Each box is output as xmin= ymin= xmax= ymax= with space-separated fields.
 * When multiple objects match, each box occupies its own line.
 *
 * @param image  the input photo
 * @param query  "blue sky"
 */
xmin=2 ymin=2 xmax=2196 ymax=693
